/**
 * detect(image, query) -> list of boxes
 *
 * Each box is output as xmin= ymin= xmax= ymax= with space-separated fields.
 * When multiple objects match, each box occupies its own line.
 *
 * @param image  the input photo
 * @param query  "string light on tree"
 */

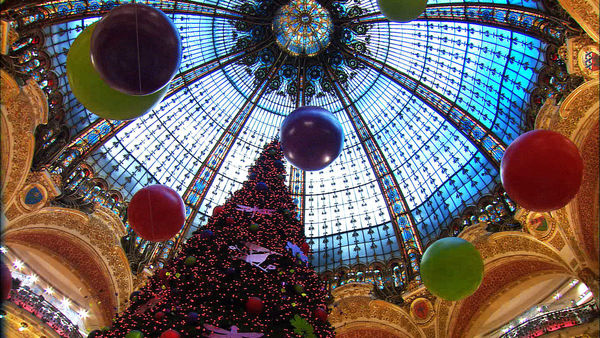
xmin=94 ymin=140 xmax=334 ymax=337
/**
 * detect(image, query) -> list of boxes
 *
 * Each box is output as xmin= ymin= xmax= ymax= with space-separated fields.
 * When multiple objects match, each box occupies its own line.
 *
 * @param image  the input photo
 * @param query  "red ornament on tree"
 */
xmin=160 ymin=329 xmax=181 ymax=338
xmin=156 ymin=268 xmax=168 ymax=281
xmin=314 ymin=308 xmax=328 ymax=322
xmin=301 ymin=242 xmax=310 ymax=255
xmin=245 ymin=297 xmax=264 ymax=314
xmin=128 ymin=184 xmax=185 ymax=242
xmin=213 ymin=206 xmax=224 ymax=217
xmin=2 ymin=261 xmax=12 ymax=300
xmin=154 ymin=311 xmax=165 ymax=320
xmin=501 ymin=130 xmax=584 ymax=212
xmin=226 ymin=217 xmax=236 ymax=225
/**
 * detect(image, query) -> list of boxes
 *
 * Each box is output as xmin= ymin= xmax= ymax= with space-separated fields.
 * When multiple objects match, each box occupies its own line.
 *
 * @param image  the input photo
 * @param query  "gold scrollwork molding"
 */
xmin=1 ymin=70 xmax=48 ymax=208
xmin=561 ymin=35 xmax=599 ymax=78
xmin=474 ymin=228 xmax=570 ymax=272
xmin=330 ymin=282 xmax=372 ymax=302
xmin=558 ymin=0 xmax=599 ymax=42
xmin=457 ymin=223 xmax=568 ymax=270
xmin=567 ymin=123 xmax=599 ymax=271
xmin=535 ymin=79 xmax=599 ymax=139
xmin=3 ymin=170 xmax=62 ymax=218
xmin=0 ymin=20 xmax=18 ymax=55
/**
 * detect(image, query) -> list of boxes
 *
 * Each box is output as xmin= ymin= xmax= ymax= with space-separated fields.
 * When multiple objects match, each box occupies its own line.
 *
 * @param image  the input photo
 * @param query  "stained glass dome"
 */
xmin=4 ymin=0 xmax=576 ymax=282
xmin=273 ymin=0 xmax=333 ymax=56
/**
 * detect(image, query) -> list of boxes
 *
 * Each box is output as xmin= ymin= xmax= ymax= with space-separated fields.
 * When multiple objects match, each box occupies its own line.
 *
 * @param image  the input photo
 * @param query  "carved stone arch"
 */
xmin=3 ymin=206 xmax=133 ymax=326
xmin=336 ymin=265 xmax=351 ymax=276
xmin=336 ymin=322 xmax=416 ymax=338
xmin=329 ymin=283 xmax=426 ymax=338
xmin=386 ymin=257 xmax=405 ymax=270
xmin=368 ymin=261 xmax=386 ymax=272
xmin=106 ymin=189 xmax=124 ymax=202
xmin=534 ymin=79 xmax=599 ymax=294
xmin=439 ymin=227 xmax=575 ymax=337
xmin=560 ymin=80 xmax=599 ymax=274
xmin=350 ymin=263 xmax=367 ymax=271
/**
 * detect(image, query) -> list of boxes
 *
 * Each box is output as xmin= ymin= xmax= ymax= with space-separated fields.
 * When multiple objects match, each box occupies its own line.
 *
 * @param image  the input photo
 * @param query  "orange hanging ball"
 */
xmin=128 ymin=185 xmax=185 ymax=242
xmin=501 ymin=130 xmax=583 ymax=212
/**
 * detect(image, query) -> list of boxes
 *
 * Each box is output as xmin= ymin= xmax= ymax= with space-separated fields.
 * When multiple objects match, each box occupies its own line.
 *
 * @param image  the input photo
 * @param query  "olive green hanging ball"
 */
xmin=420 ymin=237 xmax=484 ymax=301
xmin=377 ymin=0 xmax=428 ymax=23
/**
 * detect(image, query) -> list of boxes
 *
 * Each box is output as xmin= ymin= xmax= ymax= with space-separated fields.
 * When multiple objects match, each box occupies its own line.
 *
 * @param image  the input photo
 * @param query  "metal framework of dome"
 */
xmin=1 ymin=0 xmax=580 ymax=290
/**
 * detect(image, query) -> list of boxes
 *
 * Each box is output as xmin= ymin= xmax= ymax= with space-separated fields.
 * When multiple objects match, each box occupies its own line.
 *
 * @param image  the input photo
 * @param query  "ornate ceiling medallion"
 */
xmin=231 ymin=0 xmax=372 ymax=102
xmin=273 ymin=0 xmax=333 ymax=57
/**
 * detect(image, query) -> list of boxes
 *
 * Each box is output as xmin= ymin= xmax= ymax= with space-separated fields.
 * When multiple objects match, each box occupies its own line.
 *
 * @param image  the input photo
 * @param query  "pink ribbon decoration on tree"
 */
xmin=133 ymin=294 xmax=164 ymax=315
xmin=203 ymin=324 xmax=264 ymax=337
xmin=236 ymin=205 xmax=274 ymax=218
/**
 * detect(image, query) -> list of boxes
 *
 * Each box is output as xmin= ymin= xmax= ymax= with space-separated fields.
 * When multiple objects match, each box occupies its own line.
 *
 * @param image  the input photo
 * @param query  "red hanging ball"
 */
xmin=501 ymin=130 xmax=583 ymax=212
xmin=160 ymin=329 xmax=181 ymax=338
xmin=213 ymin=206 xmax=224 ymax=217
xmin=245 ymin=297 xmax=264 ymax=314
xmin=300 ymin=242 xmax=310 ymax=255
xmin=314 ymin=308 xmax=328 ymax=322
xmin=226 ymin=217 xmax=235 ymax=225
xmin=154 ymin=311 xmax=165 ymax=320
xmin=128 ymin=185 xmax=185 ymax=242
xmin=2 ymin=261 xmax=12 ymax=300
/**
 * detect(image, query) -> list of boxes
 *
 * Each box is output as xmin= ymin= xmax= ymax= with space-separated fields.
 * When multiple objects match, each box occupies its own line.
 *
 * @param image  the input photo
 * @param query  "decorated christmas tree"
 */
xmin=94 ymin=140 xmax=335 ymax=337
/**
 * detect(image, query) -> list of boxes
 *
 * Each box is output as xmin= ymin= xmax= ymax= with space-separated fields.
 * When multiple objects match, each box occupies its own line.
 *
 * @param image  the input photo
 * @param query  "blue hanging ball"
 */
xmin=256 ymin=182 xmax=268 ymax=191
xmin=199 ymin=229 xmax=214 ymax=239
xmin=249 ymin=172 xmax=257 ymax=180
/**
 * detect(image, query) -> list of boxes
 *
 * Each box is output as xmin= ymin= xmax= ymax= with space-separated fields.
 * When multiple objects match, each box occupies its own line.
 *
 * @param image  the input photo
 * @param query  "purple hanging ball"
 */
xmin=280 ymin=106 xmax=344 ymax=171
xmin=90 ymin=4 xmax=182 ymax=95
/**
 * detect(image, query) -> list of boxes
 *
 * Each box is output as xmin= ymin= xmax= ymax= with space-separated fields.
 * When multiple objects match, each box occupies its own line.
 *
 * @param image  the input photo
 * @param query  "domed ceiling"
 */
xmin=7 ymin=0 xmax=567 ymax=274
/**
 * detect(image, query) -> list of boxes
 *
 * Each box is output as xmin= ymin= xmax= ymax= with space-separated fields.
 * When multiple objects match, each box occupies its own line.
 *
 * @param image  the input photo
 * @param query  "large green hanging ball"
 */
xmin=67 ymin=23 xmax=168 ymax=120
xmin=420 ymin=237 xmax=484 ymax=301
xmin=377 ymin=0 xmax=428 ymax=23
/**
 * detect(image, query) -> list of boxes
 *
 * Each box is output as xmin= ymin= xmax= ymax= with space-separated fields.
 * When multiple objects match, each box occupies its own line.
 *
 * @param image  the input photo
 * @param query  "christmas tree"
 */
xmin=93 ymin=140 xmax=335 ymax=337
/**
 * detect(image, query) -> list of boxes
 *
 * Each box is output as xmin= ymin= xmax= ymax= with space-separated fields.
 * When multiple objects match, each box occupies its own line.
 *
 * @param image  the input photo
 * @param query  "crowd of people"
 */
xmin=9 ymin=286 xmax=83 ymax=338
xmin=501 ymin=302 xmax=599 ymax=338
